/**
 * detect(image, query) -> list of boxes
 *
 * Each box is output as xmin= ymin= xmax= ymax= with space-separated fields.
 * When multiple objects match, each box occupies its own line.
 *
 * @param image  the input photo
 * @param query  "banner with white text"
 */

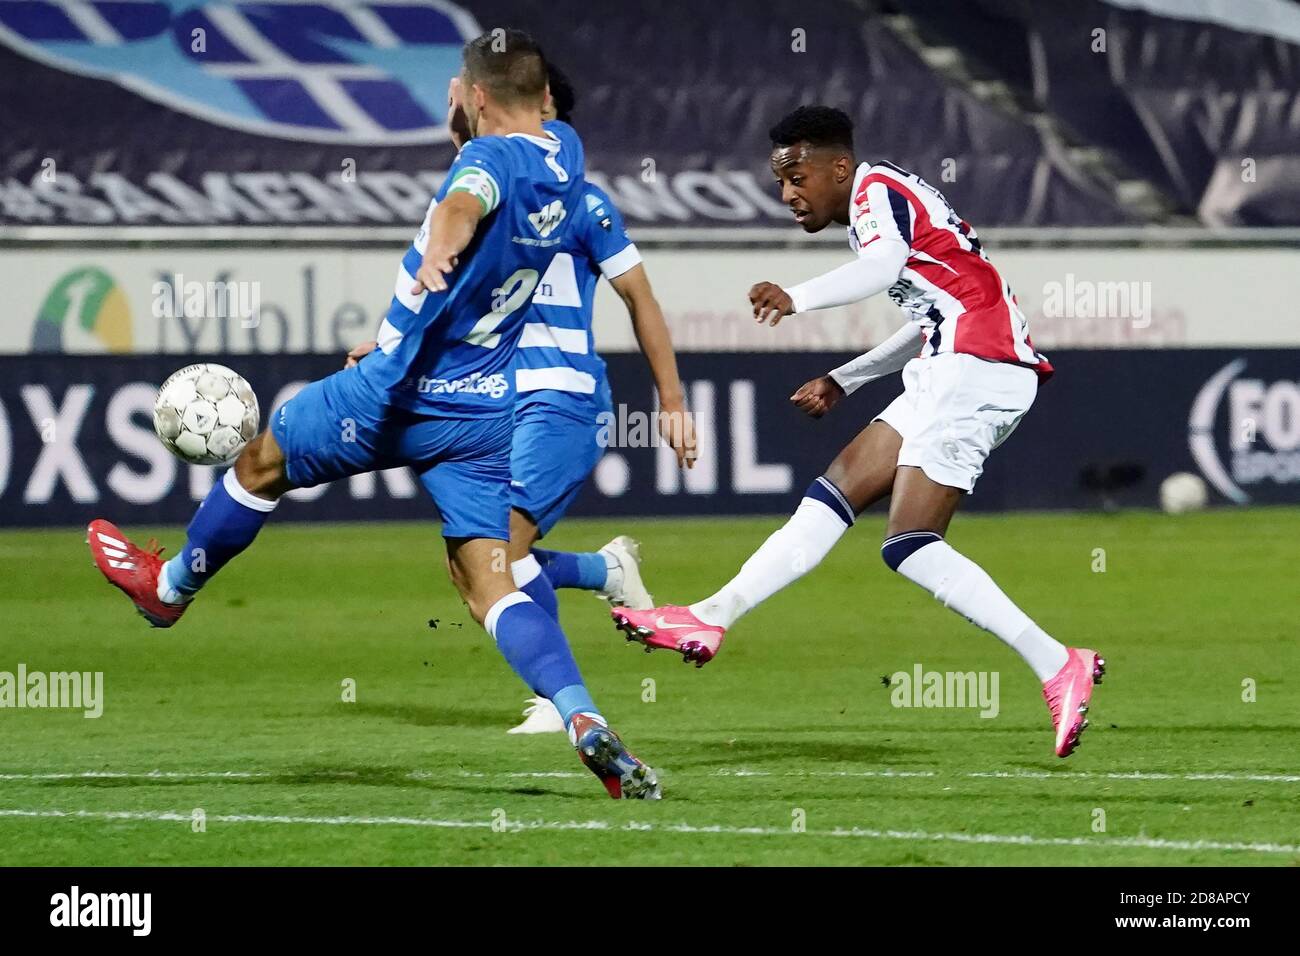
xmin=1 ymin=349 xmax=1296 ymax=528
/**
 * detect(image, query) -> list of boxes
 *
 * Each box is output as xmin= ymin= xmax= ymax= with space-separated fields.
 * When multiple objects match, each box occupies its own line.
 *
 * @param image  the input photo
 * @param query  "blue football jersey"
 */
xmin=513 ymin=181 xmax=640 ymax=413
xmin=358 ymin=121 xmax=587 ymax=416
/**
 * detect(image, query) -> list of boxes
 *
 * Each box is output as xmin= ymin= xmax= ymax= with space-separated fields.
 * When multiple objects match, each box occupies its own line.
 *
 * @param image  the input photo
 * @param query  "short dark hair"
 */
xmin=546 ymin=61 xmax=577 ymax=124
xmin=462 ymin=29 xmax=547 ymax=108
xmin=769 ymin=105 xmax=854 ymax=153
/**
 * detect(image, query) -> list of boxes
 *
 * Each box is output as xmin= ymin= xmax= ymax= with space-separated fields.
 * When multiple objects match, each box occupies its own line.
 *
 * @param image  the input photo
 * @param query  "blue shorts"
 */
xmin=510 ymin=397 xmax=608 ymax=537
xmin=271 ymin=366 xmax=512 ymax=540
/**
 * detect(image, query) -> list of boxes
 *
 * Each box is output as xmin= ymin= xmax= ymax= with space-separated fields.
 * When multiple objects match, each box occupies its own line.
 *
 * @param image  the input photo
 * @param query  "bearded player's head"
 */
xmin=768 ymin=106 xmax=857 ymax=233
xmin=460 ymin=29 xmax=547 ymax=138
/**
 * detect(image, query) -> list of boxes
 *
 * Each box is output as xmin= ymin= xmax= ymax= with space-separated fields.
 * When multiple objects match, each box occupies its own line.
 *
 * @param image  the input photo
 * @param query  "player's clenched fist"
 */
xmin=790 ymin=375 xmax=845 ymax=419
xmin=749 ymin=281 xmax=794 ymax=326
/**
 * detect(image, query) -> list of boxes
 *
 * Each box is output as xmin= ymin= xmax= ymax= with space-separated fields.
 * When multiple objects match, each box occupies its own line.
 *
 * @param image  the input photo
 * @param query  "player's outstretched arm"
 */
xmin=826 ymin=322 xmax=922 ymax=396
xmin=787 ymin=322 xmax=922 ymax=421
xmin=412 ymin=191 xmax=484 ymax=294
xmin=750 ymin=235 xmax=910 ymax=326
xmin=611 ymin=263 xmax=697 ymax=469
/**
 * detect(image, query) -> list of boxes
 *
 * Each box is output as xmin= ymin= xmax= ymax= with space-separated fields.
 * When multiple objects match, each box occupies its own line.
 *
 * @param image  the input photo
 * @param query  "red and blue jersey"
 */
xmin=850 ymin=161 xmax=1053 ymax=380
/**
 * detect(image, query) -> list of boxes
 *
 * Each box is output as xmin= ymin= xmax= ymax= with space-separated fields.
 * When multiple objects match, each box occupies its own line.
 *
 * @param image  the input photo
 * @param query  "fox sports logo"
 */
xmin=0 ymin=0 xmax=481 ymax=144
xmin=1189 ymin=358 xmax=1300 ymax=503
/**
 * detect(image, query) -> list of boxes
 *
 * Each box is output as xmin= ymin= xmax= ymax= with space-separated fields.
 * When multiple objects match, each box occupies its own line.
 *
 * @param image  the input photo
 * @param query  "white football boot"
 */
xmin=507 ymin=696 xmax=565 ymax=735
xmin=596 ymin=535 xmax=653 ymax=610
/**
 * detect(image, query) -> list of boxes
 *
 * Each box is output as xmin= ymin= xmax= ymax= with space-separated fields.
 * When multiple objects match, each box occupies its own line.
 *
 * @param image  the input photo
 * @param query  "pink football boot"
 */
xmin=611 ymin=605 xmax=725 ymax=667
xmin=1042 ymin=647 xmax=1106 ymax=757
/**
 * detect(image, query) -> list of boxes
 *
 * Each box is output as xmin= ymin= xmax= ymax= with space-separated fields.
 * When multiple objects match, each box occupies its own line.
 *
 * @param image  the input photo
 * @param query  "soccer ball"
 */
xmin=1159 ymin=471 xmax=1208 ymax=514
xmin=154 ymin=364 xmax=259 ymax=465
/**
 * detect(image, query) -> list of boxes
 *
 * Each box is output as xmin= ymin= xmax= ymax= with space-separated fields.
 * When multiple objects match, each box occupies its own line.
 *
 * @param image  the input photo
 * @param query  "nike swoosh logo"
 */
xmin=654 ymin=616 xmax=694 ymax=630
xmin=1059 ymin=674 xmax=1079 ymax=745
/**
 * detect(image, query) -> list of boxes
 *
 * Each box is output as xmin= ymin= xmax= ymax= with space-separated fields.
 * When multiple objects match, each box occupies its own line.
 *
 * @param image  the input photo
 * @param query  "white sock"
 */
xmin=510 ymin=554 xmax=542 ymax=589
xmin=156 ymin=561 xmax=191 ymax=605
xmin=691 ymin=497 xmax=850 ymax=628
xmin=893 ymin=538 xmax=1069 ymax=681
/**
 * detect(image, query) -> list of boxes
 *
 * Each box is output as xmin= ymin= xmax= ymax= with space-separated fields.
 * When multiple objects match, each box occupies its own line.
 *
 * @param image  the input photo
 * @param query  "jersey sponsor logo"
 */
xmin=403 ymin=371 xmax=510 ymax=399
xmin=0 ymin=0 xmax=481 ymax=145
xmin=853 ymin=216 xmax=880 ymax=247
xmin=527 ymin=199 xmax=567 ymax=238
xmin=584 ymin=193 xmax=612 ymax=229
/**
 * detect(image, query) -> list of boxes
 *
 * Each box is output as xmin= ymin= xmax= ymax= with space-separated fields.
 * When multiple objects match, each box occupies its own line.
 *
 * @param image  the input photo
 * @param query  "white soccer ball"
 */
xmin=154 ymin=363 xmax=259 ymax=465
xmin=1159 ymin=472 xmax=1208 ymax=514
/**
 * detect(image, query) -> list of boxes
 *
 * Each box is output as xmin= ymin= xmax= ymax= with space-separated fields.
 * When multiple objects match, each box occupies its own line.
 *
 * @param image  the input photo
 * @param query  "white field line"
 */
xmin=965 ymin=770 xmax=1300 ymax=783
xmin=0 ymin=771 xmax=275 ymax=781
xmin=713 ymin=769 xmax=1300 ymax=783
xmin=1 ymin=767 xmax=1297 ymax=783
xmin=0 ymin=807 xmax=1294 ymax=855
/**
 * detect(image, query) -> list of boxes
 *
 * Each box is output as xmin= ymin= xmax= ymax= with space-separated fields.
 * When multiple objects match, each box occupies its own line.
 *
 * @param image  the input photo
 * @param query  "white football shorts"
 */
xmin=873 ymin=353 xmax=1038 ymax=493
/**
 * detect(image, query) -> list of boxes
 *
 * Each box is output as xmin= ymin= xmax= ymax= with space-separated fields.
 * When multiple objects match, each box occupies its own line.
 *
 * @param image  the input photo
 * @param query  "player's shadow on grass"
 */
xmin=31 ymin=767 xmax=588 ymax=801
xmin=663 ymin=738 xmax=919 ymax=769
xmin=343 ymin=701 xmax=511 ymax=729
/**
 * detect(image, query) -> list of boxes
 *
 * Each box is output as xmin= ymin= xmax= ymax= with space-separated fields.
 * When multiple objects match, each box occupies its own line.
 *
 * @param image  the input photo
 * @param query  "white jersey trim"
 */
xmin=393 ymin=262 xmax=426 ymax=315
xmin=516 ymin=367 xmax=597 ymax=394
xmin=598 ymin=244 xmax=641 ymax=280
xmin=223 ymin=468 xmax=278 ymax=513
xmin=519 ymin=323 xmax=589 ymax=355
xmin=376 ymin=317 xmax=404 ymax=354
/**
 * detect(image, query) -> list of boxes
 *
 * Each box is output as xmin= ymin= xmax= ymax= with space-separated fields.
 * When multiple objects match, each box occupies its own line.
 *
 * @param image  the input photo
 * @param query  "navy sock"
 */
xmin=163 ymin=470 xmax=276 ymax=597
xmin=532 ymin=548 xmax=608 ymax=591
xmin=485 ymin=594 xmax=600 ymax=727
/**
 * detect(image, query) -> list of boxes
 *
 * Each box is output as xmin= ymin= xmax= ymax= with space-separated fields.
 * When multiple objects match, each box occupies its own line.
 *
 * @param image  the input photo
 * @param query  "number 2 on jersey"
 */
xmin=463 ymin=268 xmax=540 ymax=348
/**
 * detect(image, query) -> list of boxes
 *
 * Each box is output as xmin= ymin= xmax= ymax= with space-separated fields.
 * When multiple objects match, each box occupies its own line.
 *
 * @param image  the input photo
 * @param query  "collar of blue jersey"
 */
xmin=507 ymin=131 xmax=560 ymax=149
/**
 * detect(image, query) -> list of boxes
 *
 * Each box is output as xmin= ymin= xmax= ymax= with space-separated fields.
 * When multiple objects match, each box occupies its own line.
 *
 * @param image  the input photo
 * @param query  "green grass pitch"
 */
xmin=1 ymin=509 xmax=1296 ymax=866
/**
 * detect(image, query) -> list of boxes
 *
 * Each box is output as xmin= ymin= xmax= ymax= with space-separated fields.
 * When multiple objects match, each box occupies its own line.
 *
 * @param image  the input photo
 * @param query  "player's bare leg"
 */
xmin=87 ymin=430 xmax=288 ymax=627
xmin=233 ymin=430 xmax=295 ymax=500
xmin=824 ymin=419 xmax=904 ymax=511
xmin=445 ymin=536 xmax=519 ymax=625
xmin=881 ymin=465 xmax=1104 ymax=757
xmin=613 ymin=420 xmax=901 ymax=664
